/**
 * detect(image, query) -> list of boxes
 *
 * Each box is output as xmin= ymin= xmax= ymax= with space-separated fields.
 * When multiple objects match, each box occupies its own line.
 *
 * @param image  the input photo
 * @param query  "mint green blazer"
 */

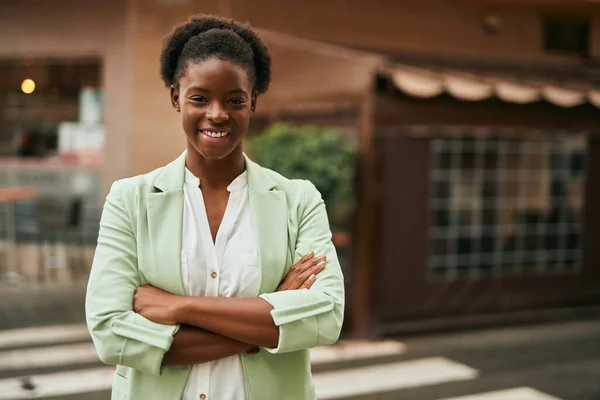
xmin=85 ymin=152 xmax=345 ymax=400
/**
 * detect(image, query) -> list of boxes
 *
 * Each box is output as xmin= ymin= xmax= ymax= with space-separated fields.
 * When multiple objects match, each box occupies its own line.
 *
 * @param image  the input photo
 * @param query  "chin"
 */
xmin=194 ymin=144 xmax=234 ymax=161
xmin=200 ymin=151 xmax=229 ymax=160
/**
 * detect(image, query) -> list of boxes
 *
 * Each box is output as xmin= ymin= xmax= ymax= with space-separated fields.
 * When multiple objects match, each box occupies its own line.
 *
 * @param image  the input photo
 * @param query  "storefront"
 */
xmin=245 ymin=46 xmax=600 ymax=335
xmin=356 ymin=63 xmax=600 ymax=335
xmin=0 ymin=57 xmax=104 ymax=281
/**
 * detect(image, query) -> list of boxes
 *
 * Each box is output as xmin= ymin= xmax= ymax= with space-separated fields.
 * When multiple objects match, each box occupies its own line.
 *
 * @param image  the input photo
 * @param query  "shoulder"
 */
xmin=108 ymin=166 xmax=164 ymax=199
xmin=258 ymin=165 xmax=323 ymax=207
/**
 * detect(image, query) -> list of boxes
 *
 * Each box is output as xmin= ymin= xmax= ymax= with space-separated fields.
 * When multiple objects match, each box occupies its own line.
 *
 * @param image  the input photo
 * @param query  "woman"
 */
xmin=85 ymin=14 xmax=344 ymax=400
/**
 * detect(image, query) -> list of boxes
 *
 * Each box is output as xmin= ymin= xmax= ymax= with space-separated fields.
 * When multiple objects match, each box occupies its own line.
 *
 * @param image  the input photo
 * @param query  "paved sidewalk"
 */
xmin=0 ymin=282 xmax=86 ymax=331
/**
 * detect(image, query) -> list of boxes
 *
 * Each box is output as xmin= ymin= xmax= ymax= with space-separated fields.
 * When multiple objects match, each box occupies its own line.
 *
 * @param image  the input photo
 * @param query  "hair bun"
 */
xmin=160 ymin=15 xmax=271 ymax=94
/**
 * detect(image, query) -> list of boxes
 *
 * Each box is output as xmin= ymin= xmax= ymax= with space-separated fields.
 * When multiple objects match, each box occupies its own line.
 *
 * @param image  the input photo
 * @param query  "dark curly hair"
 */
xmin=159 ymin=15 xmax=271 ymax=95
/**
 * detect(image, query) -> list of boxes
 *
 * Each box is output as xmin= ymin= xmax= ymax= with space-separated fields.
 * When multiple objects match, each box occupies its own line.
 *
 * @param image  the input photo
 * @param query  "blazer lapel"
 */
xmin=246 ymin=155 xmax=290 ymax=295
xmin=146 ymin=152 xmax=187 ymax=296
xmin=145 ymin=152 xmax=289 ymax=296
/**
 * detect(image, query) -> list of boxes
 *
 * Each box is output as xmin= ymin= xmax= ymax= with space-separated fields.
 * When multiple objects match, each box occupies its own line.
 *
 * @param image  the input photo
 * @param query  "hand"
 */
xmin=133 ymin=285 xmax=183 ymax=325
xmin=276 ymin=251 xmax=326 ymax=292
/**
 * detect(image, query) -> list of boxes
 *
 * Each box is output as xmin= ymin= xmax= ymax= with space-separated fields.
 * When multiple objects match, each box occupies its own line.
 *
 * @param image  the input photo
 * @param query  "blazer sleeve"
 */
xmin=259 ymin=180 xmax=345 ymax=354
xmin=85 ymin=181 xmax=179 ymax=376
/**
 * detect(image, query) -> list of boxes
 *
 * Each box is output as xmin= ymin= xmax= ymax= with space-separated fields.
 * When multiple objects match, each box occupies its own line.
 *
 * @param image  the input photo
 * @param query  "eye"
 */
xmin=229 ymin=98 xmax=246 ymax=105
xmin=191 ymin=96 xmax=207 ymax=103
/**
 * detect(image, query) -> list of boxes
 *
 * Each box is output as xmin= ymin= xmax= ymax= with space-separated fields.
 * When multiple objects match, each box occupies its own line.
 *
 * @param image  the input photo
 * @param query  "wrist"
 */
xmin=172 ymin=295 xmax=190 ymax=324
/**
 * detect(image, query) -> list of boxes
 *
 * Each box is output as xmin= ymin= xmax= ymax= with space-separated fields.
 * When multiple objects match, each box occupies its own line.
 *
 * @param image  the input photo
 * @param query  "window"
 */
xmin=543 ymin=17 xmax=590 ymax=57
xmin=0 ymin=58 xmax=102 ymax=160
xmin=428 ymin=130 xmax=586 ymax=279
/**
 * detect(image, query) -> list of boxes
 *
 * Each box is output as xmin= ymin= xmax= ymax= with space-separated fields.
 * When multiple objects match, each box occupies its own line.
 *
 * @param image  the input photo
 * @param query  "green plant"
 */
xmin=246 ymin=123 xmax=356 ymax=228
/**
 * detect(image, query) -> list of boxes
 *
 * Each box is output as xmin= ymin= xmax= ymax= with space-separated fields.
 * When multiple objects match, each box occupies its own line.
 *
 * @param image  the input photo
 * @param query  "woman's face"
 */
xmin=171 ymin=58 xmax=254 ymax=161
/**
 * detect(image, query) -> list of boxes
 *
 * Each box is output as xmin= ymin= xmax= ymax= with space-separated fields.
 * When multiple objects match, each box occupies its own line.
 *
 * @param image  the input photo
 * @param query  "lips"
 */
xmin=199 ymin=129 xmax=231 ymax=138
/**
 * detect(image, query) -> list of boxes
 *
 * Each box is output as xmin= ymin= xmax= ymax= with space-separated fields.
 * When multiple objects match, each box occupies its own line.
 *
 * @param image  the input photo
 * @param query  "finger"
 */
xmin=297 ymin=254 xmax=325 ymax=272
xmin=295 ymin=251 xmax=315 ymax=268
xmin=310 ymin=259 xmax=327 ymax=275
xmin=310 ymin=254 xmax=326 ymax=266
xmin=298 ymin=259 xmax=326 ymax=282
xmin=301 ymin=274 xmax=316 ymax=289
xmin=291 ymin=251 xmax=313 ymax=271
xmin=310 ymin=260 xmax=327 ymax=277
xmin=299 ymin=251 xmax=315 ymax=264
xmin=285 ymin=254 xmax=324 ymax=287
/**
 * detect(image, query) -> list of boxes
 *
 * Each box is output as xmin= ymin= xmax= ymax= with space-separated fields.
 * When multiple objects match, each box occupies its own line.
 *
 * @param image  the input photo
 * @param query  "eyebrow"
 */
xmin=187 ymin=86 xmax=248 ymax=96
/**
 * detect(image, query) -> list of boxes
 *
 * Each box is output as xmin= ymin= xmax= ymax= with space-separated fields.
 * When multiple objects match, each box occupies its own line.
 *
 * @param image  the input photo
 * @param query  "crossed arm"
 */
xmin=86 ymin=180 xmax=344 ymax=376
xmin=132 ymin=252 xmax=325 ymax=366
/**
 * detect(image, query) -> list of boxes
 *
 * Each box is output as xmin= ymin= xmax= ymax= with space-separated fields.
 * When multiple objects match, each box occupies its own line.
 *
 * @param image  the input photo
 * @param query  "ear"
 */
xmin=250 ymin=92 xmax=257 ymax=113
xmin=170 ymin=85 xmax=180 ymax=112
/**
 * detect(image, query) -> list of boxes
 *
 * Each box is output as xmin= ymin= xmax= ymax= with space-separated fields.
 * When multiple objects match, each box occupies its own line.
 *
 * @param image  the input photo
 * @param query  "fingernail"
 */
xmin=308 ymin=251 xmax=315 ymax=257
xmin=310 ymin=274 xmax=316 ymax=280
xmin=318 ymin=261 xmax=325 ymax=268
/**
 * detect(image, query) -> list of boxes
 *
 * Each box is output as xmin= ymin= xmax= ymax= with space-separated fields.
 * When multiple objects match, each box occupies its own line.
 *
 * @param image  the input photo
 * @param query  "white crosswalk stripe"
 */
xmin=0 ymin=343 xmax=98 ymax=371
xmin=313 ymin=357 xmax=478 ymax=399
xmin=0 ymin=324 xmax=89 ymax=350
xmin=0 ymin=323 xmax=566 ymax=400
xmin=439 ymin=387 xmax=564 ymax=400
xmin=310 ymin=339 xmax=406 ymax=365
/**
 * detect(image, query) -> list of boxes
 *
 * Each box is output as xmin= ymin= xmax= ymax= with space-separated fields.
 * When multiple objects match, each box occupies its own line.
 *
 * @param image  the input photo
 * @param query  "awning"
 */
xmin=387 ymin=64 xmax=600 ymax=108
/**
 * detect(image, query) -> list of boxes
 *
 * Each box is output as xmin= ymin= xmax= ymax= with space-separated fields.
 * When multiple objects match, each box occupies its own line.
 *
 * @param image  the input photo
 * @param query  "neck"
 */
xmin=185 ymin=146 xmax=245 ymax=190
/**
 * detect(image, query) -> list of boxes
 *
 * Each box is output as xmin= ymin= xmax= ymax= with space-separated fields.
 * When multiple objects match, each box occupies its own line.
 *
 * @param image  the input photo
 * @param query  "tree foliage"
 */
xmin=247 ymin=123 xmax=356 ymax=227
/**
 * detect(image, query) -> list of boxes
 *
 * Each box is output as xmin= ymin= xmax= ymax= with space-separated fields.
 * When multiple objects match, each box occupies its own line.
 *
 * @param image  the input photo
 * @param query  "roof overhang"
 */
xmin=383 ymin=63 xmax=600 ymax=108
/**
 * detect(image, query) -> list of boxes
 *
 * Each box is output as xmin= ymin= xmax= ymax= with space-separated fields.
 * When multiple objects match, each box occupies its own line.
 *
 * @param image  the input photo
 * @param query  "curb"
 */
xmin=372 ymin=304 xmax=600 ymax=338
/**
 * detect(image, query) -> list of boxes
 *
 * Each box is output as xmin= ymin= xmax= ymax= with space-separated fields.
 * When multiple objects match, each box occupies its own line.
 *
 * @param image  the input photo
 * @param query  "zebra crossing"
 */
xmin=0 ymin=323 xmax=563 ymax=400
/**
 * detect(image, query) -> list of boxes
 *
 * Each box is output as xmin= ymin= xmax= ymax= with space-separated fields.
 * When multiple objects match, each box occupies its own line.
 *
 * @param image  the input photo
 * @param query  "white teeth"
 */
xmin=201 ymin=130 xmax=230 ymax=138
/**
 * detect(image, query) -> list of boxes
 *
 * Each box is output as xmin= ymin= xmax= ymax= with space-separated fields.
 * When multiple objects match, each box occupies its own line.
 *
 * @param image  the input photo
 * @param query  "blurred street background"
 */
xmin=2 ymin=0 xmax=600 ymax=398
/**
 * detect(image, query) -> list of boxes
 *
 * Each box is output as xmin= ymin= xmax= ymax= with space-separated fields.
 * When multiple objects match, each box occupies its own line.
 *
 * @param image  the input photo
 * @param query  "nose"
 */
xmin=206 ymin=101 xmax=229 ymax=123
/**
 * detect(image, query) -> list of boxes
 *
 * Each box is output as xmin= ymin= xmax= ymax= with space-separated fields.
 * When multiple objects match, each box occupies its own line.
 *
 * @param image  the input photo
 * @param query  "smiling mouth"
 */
xmin=199 ymin=129 xmax=231 ymax=138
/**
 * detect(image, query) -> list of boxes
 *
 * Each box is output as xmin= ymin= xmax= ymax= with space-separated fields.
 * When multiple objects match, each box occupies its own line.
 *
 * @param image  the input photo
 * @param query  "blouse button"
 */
xmin=211 ymin=271 xmax=218 ymax=279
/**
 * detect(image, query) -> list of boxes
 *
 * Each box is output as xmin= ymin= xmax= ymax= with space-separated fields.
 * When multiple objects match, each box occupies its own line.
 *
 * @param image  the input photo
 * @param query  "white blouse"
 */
xmin=181 ymin=167 xmax=261 ymax=400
